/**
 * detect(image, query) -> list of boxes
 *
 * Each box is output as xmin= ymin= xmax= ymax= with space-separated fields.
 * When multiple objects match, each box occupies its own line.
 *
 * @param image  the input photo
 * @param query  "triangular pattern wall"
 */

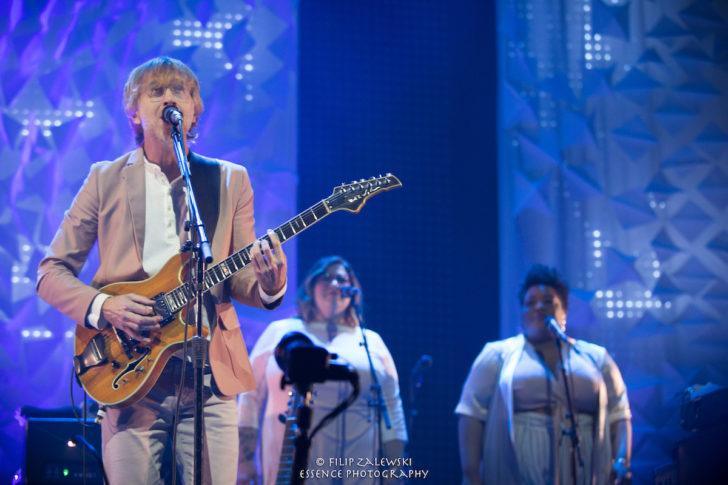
xmin=498 ymin=0 xmax=728 ymax=480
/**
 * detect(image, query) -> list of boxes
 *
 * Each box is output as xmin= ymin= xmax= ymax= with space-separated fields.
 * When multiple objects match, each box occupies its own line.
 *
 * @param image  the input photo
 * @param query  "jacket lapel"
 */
xmin=123 ymin=148 xmax=147 ymax=265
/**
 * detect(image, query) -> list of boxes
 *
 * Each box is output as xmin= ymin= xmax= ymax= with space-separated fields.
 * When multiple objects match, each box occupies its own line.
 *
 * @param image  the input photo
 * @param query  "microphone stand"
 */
xmin=169 ymin=118 xmax=213 ymax=485
xmin=554 ymin=337 xmax=583 ymax=485
xmin=354 ymin=300 xmax=391 ymax=485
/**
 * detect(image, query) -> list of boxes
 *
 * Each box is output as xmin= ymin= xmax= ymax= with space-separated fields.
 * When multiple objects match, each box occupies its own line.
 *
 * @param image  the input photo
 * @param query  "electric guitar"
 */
xmin=73 ymin=174 xmax=402 ymax=407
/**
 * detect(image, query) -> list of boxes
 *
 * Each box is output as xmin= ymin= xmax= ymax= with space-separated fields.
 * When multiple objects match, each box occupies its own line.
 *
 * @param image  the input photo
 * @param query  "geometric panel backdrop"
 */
xmin=0 ymin=1 xmax=297 ymax=481
xmin=498 ymin=0 xmax=728 ymax=482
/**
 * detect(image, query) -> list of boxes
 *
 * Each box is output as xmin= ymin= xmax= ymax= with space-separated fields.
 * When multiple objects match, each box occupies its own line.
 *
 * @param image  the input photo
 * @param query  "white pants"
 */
xmin=100 ymin=358 xmax=239 ymax=484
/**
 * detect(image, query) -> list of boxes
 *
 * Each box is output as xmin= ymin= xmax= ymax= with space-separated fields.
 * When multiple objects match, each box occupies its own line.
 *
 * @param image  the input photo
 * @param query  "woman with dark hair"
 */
xmin=238 ymin=256 xmax=407 ymax=484
xmin=456 ymin=264 xmax=632 ymax=485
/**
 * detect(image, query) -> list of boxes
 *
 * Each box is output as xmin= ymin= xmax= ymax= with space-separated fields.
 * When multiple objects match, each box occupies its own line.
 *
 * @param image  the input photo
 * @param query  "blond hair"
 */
xmin=122 ymin=57 xmax=204 ymax=144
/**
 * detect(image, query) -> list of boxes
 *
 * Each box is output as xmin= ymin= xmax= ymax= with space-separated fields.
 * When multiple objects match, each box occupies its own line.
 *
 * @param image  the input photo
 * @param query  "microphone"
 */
xmin=340 ymin=285 xmax=360 ymax=298
xmin=545 ymin=316 xmax=569 ymax=343
xmin=411 ymin=354 xmax=433 ymax=389
xmin=161 ymin=105 xmax=183 ymax=125
xmin=411 ymin=354 xmax=433 ymax=378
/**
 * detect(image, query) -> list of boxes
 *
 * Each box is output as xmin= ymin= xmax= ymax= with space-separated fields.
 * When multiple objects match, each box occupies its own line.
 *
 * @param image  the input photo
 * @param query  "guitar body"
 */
xmin=72 ymin=174 xmax=402 ymax=408
xmin=73 ymin=252 xmax=209 ymax=407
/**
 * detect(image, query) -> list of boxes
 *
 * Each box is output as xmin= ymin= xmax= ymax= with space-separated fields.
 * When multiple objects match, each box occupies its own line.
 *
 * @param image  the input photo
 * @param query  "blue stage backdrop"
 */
xmin=498 ymin=0 xmax=728 ymax=481
xmin=0 ymin=0 xmax=298 ymax=480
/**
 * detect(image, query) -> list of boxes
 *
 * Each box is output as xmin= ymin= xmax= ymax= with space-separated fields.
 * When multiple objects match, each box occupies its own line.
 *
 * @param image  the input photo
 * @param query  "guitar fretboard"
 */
xmin=275 ymin=413 xmax=298 ymax=484
xmin=162 ymin=200 xmax=330 ymax=313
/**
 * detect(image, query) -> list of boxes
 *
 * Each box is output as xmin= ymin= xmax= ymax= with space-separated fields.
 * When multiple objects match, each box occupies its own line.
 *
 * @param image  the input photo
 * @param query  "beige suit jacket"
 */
xmin=37 ymin=147 xmax=277 ymax=397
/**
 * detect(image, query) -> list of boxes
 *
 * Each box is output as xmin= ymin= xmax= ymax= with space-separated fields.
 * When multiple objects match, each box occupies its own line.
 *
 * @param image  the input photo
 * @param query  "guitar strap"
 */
xmin=188 ymin=151 xmax=220 ymax=242
xmin=187 ymin=152 xmax=223 ymax=338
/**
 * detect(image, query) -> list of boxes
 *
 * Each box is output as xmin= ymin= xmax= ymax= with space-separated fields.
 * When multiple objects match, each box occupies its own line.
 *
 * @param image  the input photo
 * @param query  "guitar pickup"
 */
xmin=152 ymin=292 xmax=175 ymax=325
xmin=73 ymin=334 xmax=108 ymax=376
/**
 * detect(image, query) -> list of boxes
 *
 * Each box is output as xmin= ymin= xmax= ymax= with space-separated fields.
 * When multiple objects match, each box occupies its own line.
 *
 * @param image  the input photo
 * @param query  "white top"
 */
xmin=238 ymin=317 xmax=408 ymax=485
xmin=455 ymin=334 xmax=631 ymax=485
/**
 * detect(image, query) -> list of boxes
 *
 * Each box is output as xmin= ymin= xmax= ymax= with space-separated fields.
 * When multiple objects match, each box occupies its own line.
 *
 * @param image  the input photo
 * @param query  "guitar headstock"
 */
xmin=325 ymin=174 xmax=402 ymax=213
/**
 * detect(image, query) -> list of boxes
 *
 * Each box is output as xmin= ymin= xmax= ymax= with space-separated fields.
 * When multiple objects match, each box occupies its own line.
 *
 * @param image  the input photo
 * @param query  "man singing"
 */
xmin=37 ymin=56 xmax=287 ymax=483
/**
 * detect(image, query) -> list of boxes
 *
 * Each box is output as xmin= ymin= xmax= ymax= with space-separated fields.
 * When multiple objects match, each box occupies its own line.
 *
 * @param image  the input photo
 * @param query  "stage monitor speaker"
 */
xmin=23 ymin=417 xmax=103 ymax=485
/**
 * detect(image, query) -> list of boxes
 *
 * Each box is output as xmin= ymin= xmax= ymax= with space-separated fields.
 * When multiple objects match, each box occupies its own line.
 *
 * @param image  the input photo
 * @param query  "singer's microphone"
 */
xmin=340 ymin=285 xmax=360 ymax=298
xmin=161 ymin=105 xmax=183 ymax=124
xmin=545 ymin=316 xmax=569 ymax=343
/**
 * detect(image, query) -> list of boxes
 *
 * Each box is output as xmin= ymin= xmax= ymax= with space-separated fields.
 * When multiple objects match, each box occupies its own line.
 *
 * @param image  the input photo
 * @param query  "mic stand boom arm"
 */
xmin=169 ymin=119 xmax=212 ymax=485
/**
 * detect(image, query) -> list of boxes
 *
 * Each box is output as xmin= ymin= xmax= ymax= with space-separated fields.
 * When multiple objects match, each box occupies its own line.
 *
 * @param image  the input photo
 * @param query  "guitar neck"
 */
xmin=275 ymin=412 xmax=298 ymax=484
xmin=161 ymin=173 xmax=401 ymax=314
xmin=162 ymin=199 xmax=331 ymax=313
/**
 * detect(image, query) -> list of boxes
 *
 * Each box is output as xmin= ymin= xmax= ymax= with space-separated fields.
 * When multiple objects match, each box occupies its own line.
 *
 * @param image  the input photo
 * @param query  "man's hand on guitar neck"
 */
xmin=251 ymin=229 xmax=288 ymax=297
xmin=101 ymin=293 xmax=162 ymax=342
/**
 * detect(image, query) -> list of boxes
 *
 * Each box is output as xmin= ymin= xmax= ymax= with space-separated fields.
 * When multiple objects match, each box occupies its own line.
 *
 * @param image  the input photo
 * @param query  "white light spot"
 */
xmin=606 ymin=290 xmax=614 ymax=298
xmin=607 ymin=311 xmax=614 ymax=318
xmin=235 ymin=73 xmax=243 ymax=80
xmin=43 ymin=330 xmax=52 ymax=338
xmin=607 ymin=301 xmax=614 ymax=308
xmin=245 ymin=94 xmax=253 ymax=101
xmin=65 ymin=330 xmax=74 ymax=338
xmin=224 ymin=62 xmax=233 ymax=70
xmin=173 ymin=39 xmax=181 ymax=46
xmin=596 ymin=290 xmax=604 ymax=298
xmin=594 ymin=250 xmax=602 ymax=258
xmin=32 ymin=330 xmax=41 ymax=338
xmin=244 ymin=63 xmax=254 ymax=71
xmin=214 ymin=42 xmax=222 ymax=49
xmin=617 ymin=311 xmax=624 ymax=318
xmin=22 ymin=330 xmax=30 ymax=338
